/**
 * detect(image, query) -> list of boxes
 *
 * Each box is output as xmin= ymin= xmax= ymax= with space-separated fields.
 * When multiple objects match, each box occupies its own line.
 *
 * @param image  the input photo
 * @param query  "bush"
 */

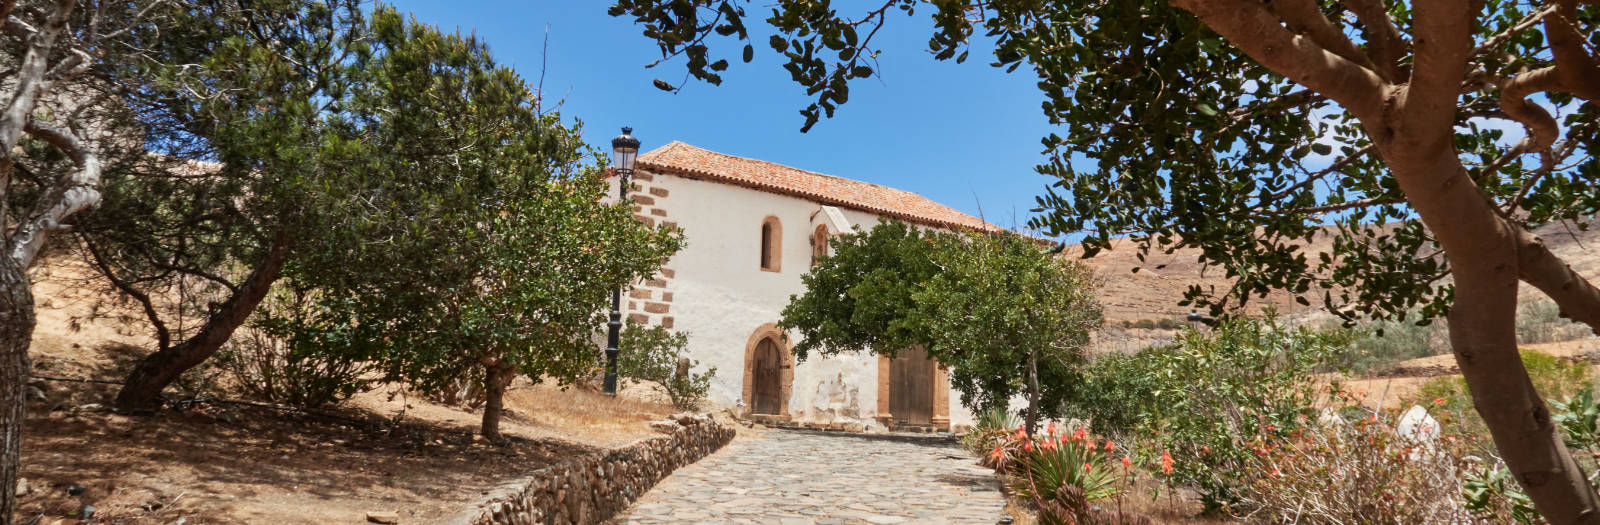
xmin=1155 ymin=318 xmax=1180 ymax=330
xmin=1063 ymin=317 xmax=1344 ymax=510
xmin=1131 ymin=319 xmax=1157 ymax=330
xmin=619 ymin=323 xmax=714 ymax=410
xmin=1240 ymin=411 xmax=1479 ymax=523
xmin=218 ymin=302 xmax=377 ymax=408
xmin=1318 ymin=315 xmax=1446 ymax=374
xmin=1517 ymin=298 xmax=1594 ymax=345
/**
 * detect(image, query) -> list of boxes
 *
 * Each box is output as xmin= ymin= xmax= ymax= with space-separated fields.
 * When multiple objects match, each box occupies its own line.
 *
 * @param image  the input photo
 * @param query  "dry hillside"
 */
xmin=1069 ymin=219 xmax=1600 ymax=324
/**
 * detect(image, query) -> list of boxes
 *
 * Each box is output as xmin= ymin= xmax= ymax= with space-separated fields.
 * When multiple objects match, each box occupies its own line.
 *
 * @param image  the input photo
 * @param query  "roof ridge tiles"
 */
xmin=637 ymin=141 xmax=999 ymax=232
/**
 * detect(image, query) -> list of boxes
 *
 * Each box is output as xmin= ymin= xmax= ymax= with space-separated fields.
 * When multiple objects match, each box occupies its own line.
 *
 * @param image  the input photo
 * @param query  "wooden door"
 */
xmin=752 ymin=338 xmax=783 ymax=415
xmin=890 ymin=347 xmax=935 ymax=425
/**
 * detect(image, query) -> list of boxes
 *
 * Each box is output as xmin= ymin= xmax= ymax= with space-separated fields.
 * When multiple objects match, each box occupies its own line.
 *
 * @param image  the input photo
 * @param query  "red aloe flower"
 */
xmin=1120 ymin=456 xmax=1132 ymax=468
xmin=1160 ymin=450 xmax=1174 ymax=475
xmin=1072 ymin=427 xmax=1088 ymax=442
xmin=1023 ymin=440 xmax=1035 ymax=453
xmin=1046 ymin=421 xmax=1057 ymax=435
xmin=1104 ymin=440 xmax=1115 ymax=452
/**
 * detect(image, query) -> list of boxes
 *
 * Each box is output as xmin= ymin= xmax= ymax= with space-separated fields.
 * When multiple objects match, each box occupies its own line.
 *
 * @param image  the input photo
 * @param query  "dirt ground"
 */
xmin=17 ymin=256 xmax=685 ymax=524
xmin=1334 ymin=338 xmax=1600 ymax=410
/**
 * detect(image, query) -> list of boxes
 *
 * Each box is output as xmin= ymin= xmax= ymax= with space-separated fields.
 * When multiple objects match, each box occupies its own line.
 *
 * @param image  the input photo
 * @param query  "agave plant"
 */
xmin=1012 ymin=432 xmax=1120 ymax=504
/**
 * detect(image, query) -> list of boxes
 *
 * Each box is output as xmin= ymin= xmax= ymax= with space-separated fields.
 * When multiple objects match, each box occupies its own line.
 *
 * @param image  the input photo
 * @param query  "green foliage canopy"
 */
xmin=780 ymin=222 xmax=1100 ymax=416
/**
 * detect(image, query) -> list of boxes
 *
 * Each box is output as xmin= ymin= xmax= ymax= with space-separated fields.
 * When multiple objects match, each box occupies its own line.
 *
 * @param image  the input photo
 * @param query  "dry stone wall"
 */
xmin=451 ymin=419 xmax=734 ymax=525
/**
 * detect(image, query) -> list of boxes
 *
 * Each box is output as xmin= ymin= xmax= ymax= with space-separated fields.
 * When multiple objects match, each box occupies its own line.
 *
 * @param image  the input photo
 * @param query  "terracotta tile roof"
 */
xmin=637 ymin=141 xmax=999 ymax=232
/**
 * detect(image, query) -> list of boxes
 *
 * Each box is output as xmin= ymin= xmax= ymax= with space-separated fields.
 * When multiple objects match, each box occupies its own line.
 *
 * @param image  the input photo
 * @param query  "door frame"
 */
xmin=742 ymin=323 xmax=794 ymax=420
xmin=875 ymin=350 xmax=951 ymax=431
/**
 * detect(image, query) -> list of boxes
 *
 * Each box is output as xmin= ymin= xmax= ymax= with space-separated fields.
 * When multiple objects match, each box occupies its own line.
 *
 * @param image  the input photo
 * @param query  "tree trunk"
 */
xmin=0 ymin=253 xmax=36 ymax=525
xmin=114 ymin=231 xmax=293 ymax=413
xmin=480 ymin=359 xmax=516 ymax=443
xmin=1387 ymin=144 xmax=1600 ymax=523
xmin=1026 ymin=345 xmax=1039 ymax=438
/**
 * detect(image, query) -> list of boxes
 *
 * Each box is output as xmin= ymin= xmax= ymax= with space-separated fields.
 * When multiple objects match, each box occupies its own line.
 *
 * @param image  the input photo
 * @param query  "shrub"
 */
xmin=1155 ymin=318 xmax=1180 ymax=330
xmin=1240 ymin=411 xmax=1479 ymax=523
xmin=1062 ymin=317 xmax=1343 ymax=510
xmin=1131 ymin=319 xmax=1157 ymax=330
xmin=1318 ymin=315 xmax=1446 ymax=373
xmin=218 ymin=293 xmax=376 ymax=408
xmin=619 ymin=323 xmax=714 ymax=410
xmin=1517 ymin=298 xmax=1593 ymax=345
xmin=1463 ymin=462 xmax=1541 ymax=524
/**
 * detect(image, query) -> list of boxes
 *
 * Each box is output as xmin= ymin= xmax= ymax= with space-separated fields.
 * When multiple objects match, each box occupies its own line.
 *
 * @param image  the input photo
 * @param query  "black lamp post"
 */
xmin=604 ymin=127 xmax=640 ymax=397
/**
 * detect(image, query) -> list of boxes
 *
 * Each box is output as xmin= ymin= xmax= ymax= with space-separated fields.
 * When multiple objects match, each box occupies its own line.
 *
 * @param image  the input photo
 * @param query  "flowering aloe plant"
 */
xmin=1012 ymin=430 xmax=1120 ymax=504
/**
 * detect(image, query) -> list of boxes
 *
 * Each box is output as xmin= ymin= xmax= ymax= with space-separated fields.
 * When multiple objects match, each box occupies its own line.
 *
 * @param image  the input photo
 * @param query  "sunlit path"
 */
xmin=612 ymin=429 xmax=1006 ymax=525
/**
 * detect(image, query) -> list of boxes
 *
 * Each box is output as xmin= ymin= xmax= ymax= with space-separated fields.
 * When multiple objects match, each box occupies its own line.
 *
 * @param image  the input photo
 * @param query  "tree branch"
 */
xmin=1545 ymin=0 xmax=1600 ymax=102
xmin=81 ymin=237 xmax=171 ymax=351
xmin=1339 ymin=0 xmax=1407 ymax=81
xmin=1172 ymin=0 xmax=1388 ymax=124
xmin=0 ymin=0 xmax=74 ymax=162
xmin=1518 ymin=230 xmax=1600 ymax=337
xmin=1404 ymin=0 xmax=1478 ymax=138
xmin=1278 ymin=197 xmax=1401 ymax=216
xmin=1269 ymin=0 xmax=1382 ymax=76
xmin=1499 ymin=66 xmax=1562 ymax=154
xmin=1268 ymin=144 xmax=1375 ymax=202
xmin=9 ymin=118 xmax=103 ymax=268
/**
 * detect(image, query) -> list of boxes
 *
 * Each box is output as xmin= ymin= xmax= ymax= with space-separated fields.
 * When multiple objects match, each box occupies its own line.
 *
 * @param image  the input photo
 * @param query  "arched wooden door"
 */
xmin=751 ymin=338 xmax=784 ymax=415
xmin=889 ymin=347 xmax=936 ymax=426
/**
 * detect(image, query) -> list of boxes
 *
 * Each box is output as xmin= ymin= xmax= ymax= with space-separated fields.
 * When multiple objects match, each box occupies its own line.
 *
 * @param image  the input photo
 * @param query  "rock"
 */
xmin=841 ymin=421 xmax=865 ymax=433
xmin=1396 ymin=405 xmax=1440 ymax=445
xmin=75 ymin=403 xmax=107 ymax=413
xmin=23 ymin=385 xmax=45 ymax=402
xmin=79 ymin=504 xmax=96 ymax=519
xmin=14 ymin=477 xmax=25 ymax=497
xmin=366 ymin=510 xmax=400 ymax=524
xmin=649 ymin=420 xmax=682 ymax=433
xmin=66 ymin=484 xmax=86 ymax=496
xmin=670 ymin=412 xmax=703 ymax=426
xmin=1317 ymin=407 xmax=1346 ymax=427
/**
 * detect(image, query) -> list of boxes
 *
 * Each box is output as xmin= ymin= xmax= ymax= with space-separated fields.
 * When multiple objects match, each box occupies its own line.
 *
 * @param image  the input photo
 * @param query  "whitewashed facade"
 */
xmin=610 ymin=142 xmax=994 ymax=432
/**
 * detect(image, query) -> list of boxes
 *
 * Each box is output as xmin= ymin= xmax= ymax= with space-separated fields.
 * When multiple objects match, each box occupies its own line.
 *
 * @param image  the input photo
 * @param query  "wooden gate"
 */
xmin=889 ymin=347 xmax=935 ymax=425
xmin=751 ymin=338 xmax=783 ymax=415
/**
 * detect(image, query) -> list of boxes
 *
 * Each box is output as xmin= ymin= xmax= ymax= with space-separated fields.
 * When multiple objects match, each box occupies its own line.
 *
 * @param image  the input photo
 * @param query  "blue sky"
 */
xmin=381 ymin=1 xmax=1060 ymax=233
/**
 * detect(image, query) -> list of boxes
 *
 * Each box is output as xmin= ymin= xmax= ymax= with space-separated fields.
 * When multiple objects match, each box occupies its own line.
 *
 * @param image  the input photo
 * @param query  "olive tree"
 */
xmin=612 ymin=1 xmax=1600 ymax=518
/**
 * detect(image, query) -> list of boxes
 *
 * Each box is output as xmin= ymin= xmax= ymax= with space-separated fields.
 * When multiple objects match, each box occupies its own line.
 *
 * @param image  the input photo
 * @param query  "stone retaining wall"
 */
xmin=451 ymin=421 xmax=735 ymax=525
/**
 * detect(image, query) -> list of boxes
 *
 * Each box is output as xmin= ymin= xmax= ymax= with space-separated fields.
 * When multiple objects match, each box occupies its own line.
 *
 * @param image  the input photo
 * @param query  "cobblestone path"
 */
xmin=612 ymin=429 xmax=1007 ymax=525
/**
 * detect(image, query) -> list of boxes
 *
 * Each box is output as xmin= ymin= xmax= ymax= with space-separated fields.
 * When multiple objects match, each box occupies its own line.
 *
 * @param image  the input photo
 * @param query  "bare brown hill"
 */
xmin=1069 ymin=219 xmax=1600 ymax=325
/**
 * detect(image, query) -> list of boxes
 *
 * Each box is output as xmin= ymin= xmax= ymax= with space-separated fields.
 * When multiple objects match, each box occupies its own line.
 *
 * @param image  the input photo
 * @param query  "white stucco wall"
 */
xmin=611 ymin=170 xmax=975 ymax=431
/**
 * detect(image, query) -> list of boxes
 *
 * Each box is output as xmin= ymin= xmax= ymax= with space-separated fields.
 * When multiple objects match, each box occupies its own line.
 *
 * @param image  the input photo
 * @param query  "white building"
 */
xmin=613 ymin=141 xmax=997 ymax=432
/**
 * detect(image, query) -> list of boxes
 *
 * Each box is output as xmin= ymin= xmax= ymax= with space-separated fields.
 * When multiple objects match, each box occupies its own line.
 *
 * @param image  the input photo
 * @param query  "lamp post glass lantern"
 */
xmin=604 ymin=127 xmax=640 ymax=396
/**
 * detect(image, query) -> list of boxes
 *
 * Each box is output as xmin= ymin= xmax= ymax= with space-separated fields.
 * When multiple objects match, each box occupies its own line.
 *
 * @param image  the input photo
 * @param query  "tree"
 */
xmin=779 ymin=222 xmax=1101 ymax=433
xmin=612 ymin=1 xmax=1600 ymax=519
xmin=0 ymin=1 xmax=170 ymax=520
xmin=917 ymin=229 xmax=1101 ymax=435
xmin=283 ymin=8 xmax=683 ymax=442
xmin=62 ymin=0 xmax=370 ymax=413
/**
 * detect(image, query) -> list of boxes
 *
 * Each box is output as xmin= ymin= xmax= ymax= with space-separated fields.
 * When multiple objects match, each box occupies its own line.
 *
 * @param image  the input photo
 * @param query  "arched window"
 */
xmin=760 ymin=216 xmax=782 ymax=272
xmin=811 ymin=224 xmax=829 ymax=267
